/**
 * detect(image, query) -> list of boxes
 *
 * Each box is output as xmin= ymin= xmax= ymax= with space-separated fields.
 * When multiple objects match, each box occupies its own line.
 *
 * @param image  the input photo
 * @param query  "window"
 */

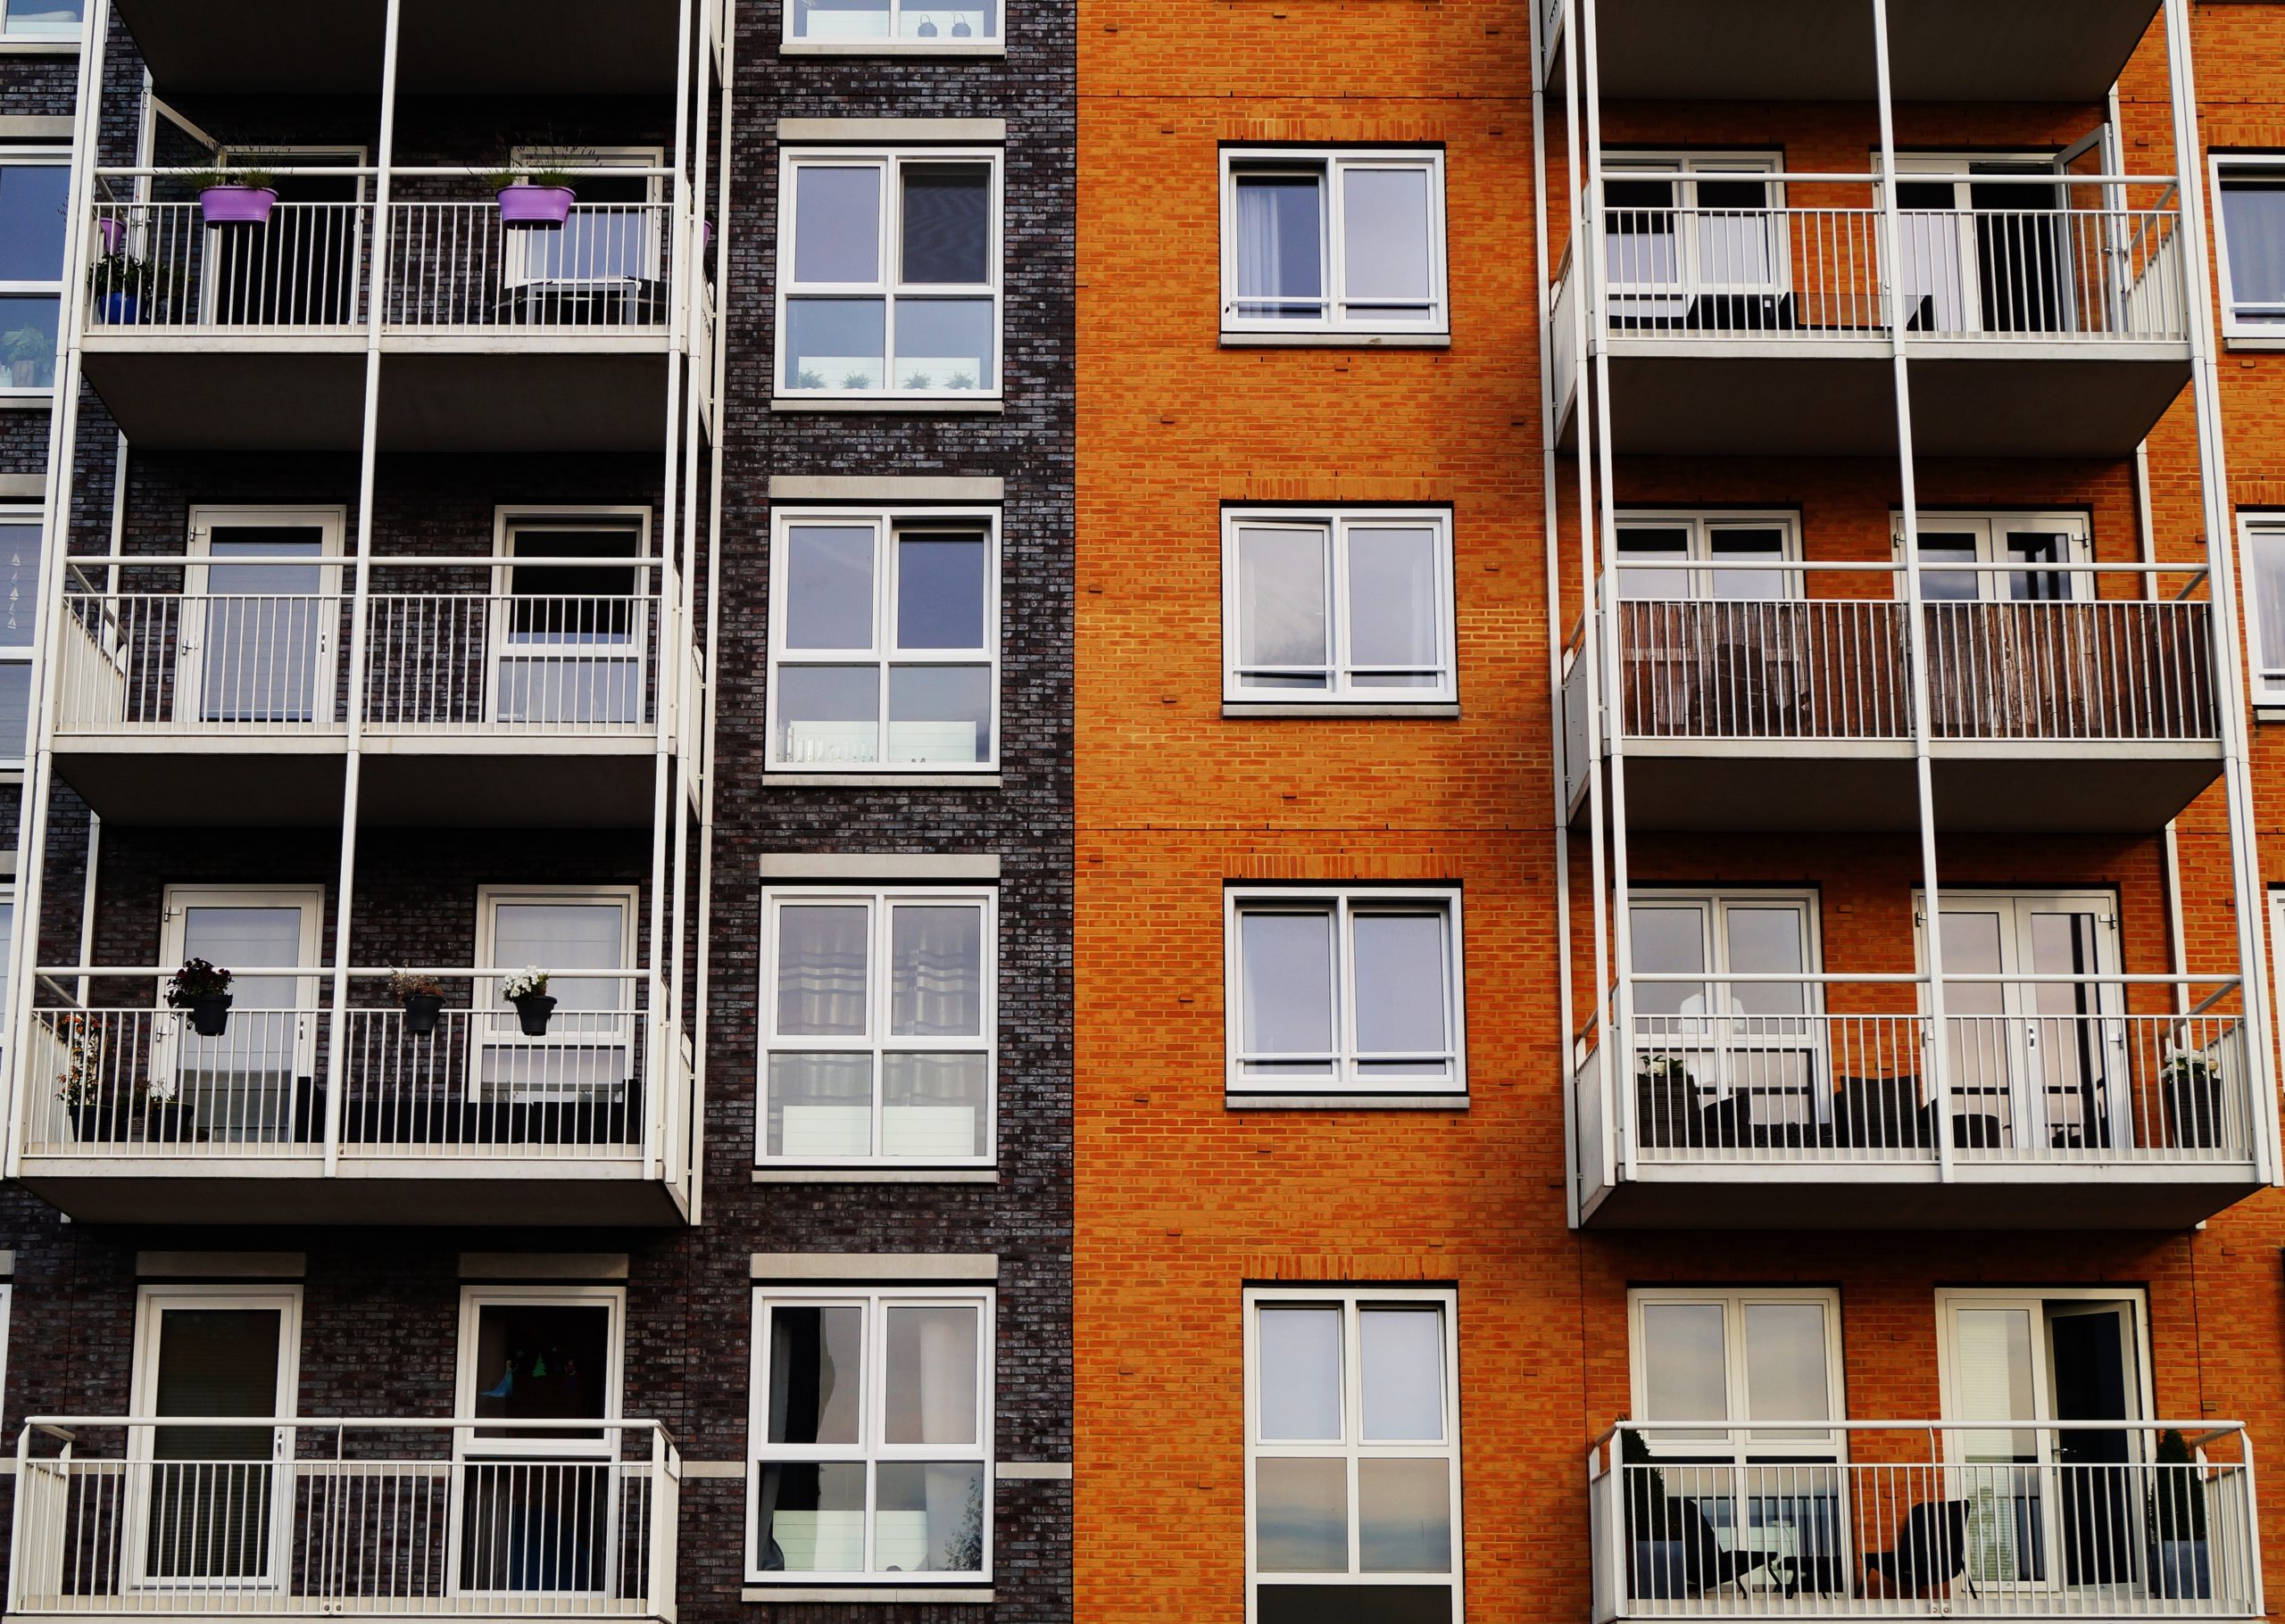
xmin=509 ymin=147 xmax=662 ymax=291
xmin=1628 ymin=1288 xmax=1841 ymax=1461
xmin=1603 ymin=154 xmax=1783 ymax=327
xmin=760 ymin=885 xmax=994 ymax=1164
xmin=1221 ymin=149 xmax=1449 ymax=336
xmin=777 ymin=150 xmax=1001 ymax=399
xmin=785 ymin=0 xmax=999 ymax=46
xmin=475 ymin=887 xmax=638 ymax=1106
xmin=0 ymin=151 xmax=68 ymax=394
xmin=2245 ymin=516 xmax=2285 ymax=702
xmin=1223 ymin=510 xmax=1455 ymax=704
xmin=0 ymin=509 xmax=40 ymax=758
xmin=768 ymin=508 xmax=997 ymax=770
xmin=748 ymin=1287 xmax=993 ymax=1583
xmin=1245 ymin=1288 xmax=1461 ymax=1624
xmin=493 ymin=510 xmax=651 ymax=728
xmin=1898 ymin=510 xmax=2090 ymax=603
xmin=1225 ymin=887 xmax=1465 ymax=1097
xmin=1 ymin=0 xmax=81 ymax=36
xmin=456 ymin=1287 xmax=624 ymax=1434
xmin=2214 ymin=156 xmax=2285 ymax=336
xmin=1614 ymin=511 xmax=1799 ymax=601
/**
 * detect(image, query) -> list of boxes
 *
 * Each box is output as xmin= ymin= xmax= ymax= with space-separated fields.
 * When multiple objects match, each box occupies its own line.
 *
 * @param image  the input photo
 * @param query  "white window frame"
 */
xmin=757 ymin=883 xmax=997 ymax=1167
xmin=1613 ymin=510 xmax=1802 ymax=601
xmin=488 ymin=506 xmax=654 ymax=731
xmin=745 ymin=1284 xmax=996 ymax=1585
xmin=1242 ymin=1285 xmax=1463 ymax=1624
xmin=1625 ymin=1287 xmax=1845 ymax=1462
xmin=2210 ymin=153 xmax=2285 ymax=340
xmin=0 ymin=145 xmax=69 ymax=396
xmin=1220 ymin=508 xmax=1456 ymax=704
xmin=1602 ymin=152 xmax=1787 ymax=316
xmin=765 ymin=506 xmax=1001 ymax=773
xmin=1223 ymin=885 xmax=1467 ymax=1097
xmin=0 ymin=506 xmax=41 ymax=762
xmin=182 ymin=504 xmax=347 ymax=731
xmin=2242 ymin=513 xmax=2285 ymax=702
xmin=775 ymin=148 xmax=1005 ymax=401
xmin=1892 ymin=510 xmax=2092 ymax=603
xmin=1219 ymin=147 xmax=1450 ymax=336
xmin=472 ymin=884 xmax=641 ymax=1104
xmin=781 ymin=0 xmax=1002 ymax=49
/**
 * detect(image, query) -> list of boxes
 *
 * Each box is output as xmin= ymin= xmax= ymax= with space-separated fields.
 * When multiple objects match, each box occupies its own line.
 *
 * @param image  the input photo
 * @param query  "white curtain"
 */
xmin=2226 ymin=183 xmax=2285 ymax=319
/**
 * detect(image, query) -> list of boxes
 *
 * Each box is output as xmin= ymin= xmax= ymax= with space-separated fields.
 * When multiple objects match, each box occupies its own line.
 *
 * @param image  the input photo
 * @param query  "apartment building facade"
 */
xmin=0 ymin=4 xmax=1074 ymax=1624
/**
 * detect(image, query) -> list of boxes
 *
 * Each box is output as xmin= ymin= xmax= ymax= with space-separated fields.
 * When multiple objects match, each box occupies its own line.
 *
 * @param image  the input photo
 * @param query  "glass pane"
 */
xmin=1917 ymin=534 xmax=1982 ymax=601
xmin=764 ymin=1305 xmax=861 ymax=1445
xmin=1360 ymin=1306 xmax=1444 ymax=1440
xmin=875 ymin=1462 xmax=985 ymax=1571
xmin=1630 ymin=904 xmax=1707 ymax=1021
xmin=1695 ymin=177 xmax=1776 ymax=287
xmin=492 ymin=902 xmax=622 ymax=1014
xmin=895 ymin=531 xmax=987 ymax=650
xmin=3 ymin=0 xmax=82 ymax=33
xmin=756 ymin=1461 xmax=865 ymax=1573
xmin=767 ymin=1053 xmax=874 ymax=1157
xmin=785 ymin=298 xmax=886 ymax=392
xmin=785 ymin=526 xmax=877 ymax=650
xmin=882 ymin=1053 xmax=988 ymax=1156
xmin=790 ymin=0 xmax=888 ymax=37
xmin=2254 ymin=532 xmax=2285 ymax=684
xmin=887 ymin=665 xmax=992 ymax=763
xmin=1641 ymin=1301 xmax=1729 ymax=1434
xmin=1725 ymin=907 xmax=1806 ymax=1018
xmin=1237 ymin=526 xmax=1329 ymax=686
xmin=1239 ymin=909 xmax=1334 ymax=1065
xmin=775 ymin=905 xmax=869 ymax=1036
xmin=897 ymin=0 xmax=994 ymax=37
xmin=174 ymin=905 xmax=303 ymax=1143
xmin=1706 ymin=526 xmax=1786 ymax=601
xmin=0 ymin=663 xmax=28 ymax=758
xmin=902 ymin=164 xmax=991 ymax=285
xmin=1359 ymin=1459 xmax=1451 ymax=1573
xmin=2223 ymin=177 xmax=2285 ymax=325
xmin=890 ymin=298 xmax=993 ymax=390
xmin=200 ymin=532 xmax=324 ymax=724
xmin=1952 ymin=1307 xmax=2039 ymax=1462
xmin=1347 ymin=526 xmax=1440 ymax=682
xmin=884 ymin=1305 xmax=979 ymax=1446
xmin=1234 ymin=172 xmax=1325 ymax=319
xmin=0 ymin=164 xmax=68 ymax=281
xmin=1255 ymin=1457 xmax=1348 ymax=1571
xmin=889 ymin=905 xmax=983 ymax=1037
xmin=148 ymin=1308 xmax=282 ymax=1582
xmin=1257 ymin=1587 xmax=1455 ymax=1624
xmin=1350 ymin=911 xmax=1449 ymax=1064
xmin=777 ymin=666 xmax=880 ymax=764
xmin=0 ymin=294 xmax=58 ymax=390
xmin=1615 ymin=526 xmax=1690 ymax=601
xmin=1605 ymin=176 xmax=1681 ymax=290
xmin=471 ymin=1302 xmax=611 ymax=1436
xmin=1342 ymin=167 xmax=1433 ymax=311
xmin=1743 ymin=1303 xmax=1831 ymax=1437
xmin=793 ymin=166 xmax=882 ymax=283
xmin=2002 ymin=531 xmax=2070 ymax=603
xmin=1259 ymin=1305 xmax=1342 ymax=1440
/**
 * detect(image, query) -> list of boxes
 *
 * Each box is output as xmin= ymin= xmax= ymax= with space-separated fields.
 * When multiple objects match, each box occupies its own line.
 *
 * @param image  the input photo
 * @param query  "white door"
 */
xmin=129 ymin=1288 xmax=300 ymax=1593
xmin=184 ymin=508 xmax=341 ymax=726
xmin=1628 ymin=895 xmax=1820 ymax=1143
xmin=488 ymin=518 xmax=647 ymax=728
xmin=1891 ymin=155 xmax=2073 ymax=336
xmin=1603 ymin=158 xmax=1785 ymax=327
xmin=475 ymin=891 xmax=636 ymax=1110
xmin=155 ymin=886 xmax=323 ymax=1144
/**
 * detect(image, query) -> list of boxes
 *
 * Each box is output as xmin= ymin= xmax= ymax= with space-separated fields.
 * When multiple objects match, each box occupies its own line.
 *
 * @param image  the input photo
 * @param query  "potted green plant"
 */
xmin=389 ymin=969 xmax=447 ymax=1038
xmin=1620 ymin=1426 xmax=1690 ymax=1599
xmin=87 ymin=248 xmax=170 ymax=326
xmin=503 ymin=966 xmax=556 ymax=1037
xmin=189 ymin=167 xmax=278 ymax=226
xmin=485 ymin=146 xmax=592 ymax=228
xmin=166 ymin=957 xmax=233 ymax=1037
xmin=2149 ymin=1427 xmax=2212 ymax=1600
xmin=143 ymin=1073 xmax=194 ymax=1146
xmin=3 ymin=320 xmax=53 ymax=388
xmin=54 ymin=1013 xmax=115 ymax=1142
xmin=2163 ymin=1052 xmax=2224 ymax=1150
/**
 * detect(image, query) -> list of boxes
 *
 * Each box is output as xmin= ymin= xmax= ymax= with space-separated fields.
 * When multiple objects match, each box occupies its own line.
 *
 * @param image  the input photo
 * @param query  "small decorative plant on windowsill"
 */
xmin=484 ymin=145 xmax=594 ymax=228
xmin=388 ymin=970 xmax=447 ymax=1038
xmin=187 ymin=167 xmax=278 ymax=226
xmin=54 ymin=1012 xmax=114 ymax=1142
xmin=166 ymin=957 xmax=234 ymax=1037
xmin=503 ymin=967 xmax=556 ymax=1037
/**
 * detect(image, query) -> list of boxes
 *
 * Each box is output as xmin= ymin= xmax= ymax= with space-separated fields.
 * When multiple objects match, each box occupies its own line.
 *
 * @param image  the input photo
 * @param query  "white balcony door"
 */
xmin=1890 ymin=154 xmax=2073 ymax=336
xmin=185 ymin=507 xmax=342 ymax=726
xmin=1627 ymin=894 xmax=1821 ymax=1141
xmin=488 ymin=516 xmax=648 ymax=728
xmin=1903 ymin=514 xmax=2091 ymax=604
xmin=155 ymin=885 xmax=323 ymax=1143
xmin=475 ymin=889 xmax=636 ymax=1106
xmin=1603 ymin=156 xmax=1785 ymax=325
xmin=1916 ymin=891 xmax=2123 ymax=1153
xmin=504 ymin=147 xmax=664 ymax=293
xmin=128 ymin=1286 xmax=301 ymax=1594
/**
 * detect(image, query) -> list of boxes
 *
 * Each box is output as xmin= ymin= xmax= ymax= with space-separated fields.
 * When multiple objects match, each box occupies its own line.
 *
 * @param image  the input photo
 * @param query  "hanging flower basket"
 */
xmin=503 ymin=967 xmax=556 ymax=1037
xmin=166 ymin=957 xmax=234 ymax=1037
xmin=497 ymin=184 xmax=576 ymax=228
xmin=199 ymin=185 xmax=278 ymax=226
xmin=388 ymin=970 xmax=448 ymax=1038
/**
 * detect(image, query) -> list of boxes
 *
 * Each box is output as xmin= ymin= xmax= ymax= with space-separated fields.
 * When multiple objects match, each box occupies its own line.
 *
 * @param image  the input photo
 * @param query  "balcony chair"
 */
xmin=1862 ymin=1499 xmax=1975 ymax=1601
xmin=1656 ymin=1496 xmax=1782 ymax=1598
xmin=1833 ymin=1074 xmax=1921 ymax=1150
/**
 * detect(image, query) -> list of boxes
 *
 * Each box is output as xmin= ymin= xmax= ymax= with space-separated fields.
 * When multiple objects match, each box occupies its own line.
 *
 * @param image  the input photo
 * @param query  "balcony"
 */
xmin=48 ymin=563 xmax=680 ymax=825
xmin=14 ymin=970 xmax=695 ymax=1225
xmin=1549 ymin=186 xmax=2190 ymax=457
xmin=1587 ymin=1421 xmax=2260 ymax=1621
xmin=79 ymin=186 xmax=702 ymax=452
xmin=1561 ymin=573 xmax=2221 ymax=833
xmin=1541 ymin=0 xmax=2161 ymax=102
xmin=11 ymin=1419 xmax=678 ymax=1623
xmin=1572 ymin=975 xmax=2262 ymax=1228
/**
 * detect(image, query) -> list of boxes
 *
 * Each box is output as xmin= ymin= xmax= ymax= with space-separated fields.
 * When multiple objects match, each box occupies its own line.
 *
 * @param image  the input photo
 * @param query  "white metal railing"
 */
xmin=384 ymin=203 xmax=673 ymax=332
xmin=1607 ymin=206 xmax=1886 ymax=336
xmin=1588 ymin=1421 xmax=2260 ymax=1620
xmin=88 ymin=202 xmax=371 ymax=331
xmin=54 ymin=593 xmax=342 ymax=733
xmin=1593 ymin=977 xmax=2253 ymax=1167
xmin=363 ymin=593 xmax=659 ymax=734
xmin=10 ymin=1419 xmax=679 ymax=1620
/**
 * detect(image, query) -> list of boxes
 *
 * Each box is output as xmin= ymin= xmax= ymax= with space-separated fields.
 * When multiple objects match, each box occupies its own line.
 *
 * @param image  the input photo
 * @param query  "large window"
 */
xmin=1221 ymin=149 xmax=1449 ymax=337
xmin=768 ymin=508 xmax=998 ymax=771
xmin=1225 ymin=887 xmax=1465 ymax=1098
xmin=1628 ymin=1288 xmax=1841 ymax=1459
xmin=0 ymin=151 xmax=69 ymax=396
xmin=748 ymin=1287 xmax=993 ymax=1584
xmin=785 ymin=0 xmax=1000 ymax=47
xmin=2214 ymin=156 xmax=2285 ymax=336
xmin=1245 ymin=1288 xmax=1461 ymax=1624
xmin=777 ymin=150 xmax=1001 ymax=400
xmin=760 ymin=885 xmax=995 ymax=1165
xmin=1614 ymin=511 xmax=1798 ymax=601
xmin=1223 ymin=510 xmax=1455 ymax=705
xmin=0 ymin=509 xmax=40 ymax=759
xmin=2245 ymin=516 xmax=2285 ymax=703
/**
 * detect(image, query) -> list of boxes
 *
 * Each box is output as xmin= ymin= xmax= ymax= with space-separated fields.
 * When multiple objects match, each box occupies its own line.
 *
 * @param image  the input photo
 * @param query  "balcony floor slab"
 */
xmin=20 ymin=1159 xmax=690 ymax=1226
xmin=1580 ymin=1163 xmax=2264 ymax=1230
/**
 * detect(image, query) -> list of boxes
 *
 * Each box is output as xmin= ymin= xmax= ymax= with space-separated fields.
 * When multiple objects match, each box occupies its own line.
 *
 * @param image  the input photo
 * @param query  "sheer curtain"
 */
xmin=1234 ymin=175 xmax=1322 ymax=317
xmin=2225 ymin=181 xmax=2285 ymax=323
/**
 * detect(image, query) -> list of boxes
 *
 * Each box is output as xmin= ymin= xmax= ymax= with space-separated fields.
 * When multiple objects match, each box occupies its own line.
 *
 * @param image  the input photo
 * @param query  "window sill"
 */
xmin=779 ymin=38 xmax=1006 ymax=54
xmin=771 ymin=396 xmax=1004 ymax=414
xmin=753 ymin=1167 xmax=999 ymax=1184
xmin=744 ymin=1587 xmax=993 ymax=1604
xmin=1219 ymin=330 xmax=1451 ymax=350
xmin=0 ymin=393 xmax=55 ymax=410
xmin=1226 ymin=1092 xmax=1470 ymax=1111
xmin=765 ymin=772 xmax=1002 ymax=788
xmin=2225 ymin=336 xmax=2285 ymax=352
xmin=1224 ymin=700 xmax=1458 ymax=719
xmin=2256 ymin=706 xmax=2285 ymax=725
xmin=0 ymin=37 xmax=79 ymax=52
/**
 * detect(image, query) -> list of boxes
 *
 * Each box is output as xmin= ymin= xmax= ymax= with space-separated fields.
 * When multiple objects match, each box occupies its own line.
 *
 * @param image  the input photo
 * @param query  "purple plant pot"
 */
xmin=497 ymin=185 xmax=576 ymax=228
xmin=199 ymin=186 xmax=277 ymax=226
xmin=96 ymin=215 xmax=126 ymax=254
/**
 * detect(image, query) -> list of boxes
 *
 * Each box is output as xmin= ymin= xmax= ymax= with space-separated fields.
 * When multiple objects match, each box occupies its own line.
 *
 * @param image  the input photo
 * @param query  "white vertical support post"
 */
xmin=2161 ymin=0 xmax=2280 ymax=1181
xmin=323 ymin=0 xmax=403 ymax=1175
xmin=4 ymin=0 xmax=110 ymax=1175
xmin=1868 ymin=0 xmax=1952 ymax=1174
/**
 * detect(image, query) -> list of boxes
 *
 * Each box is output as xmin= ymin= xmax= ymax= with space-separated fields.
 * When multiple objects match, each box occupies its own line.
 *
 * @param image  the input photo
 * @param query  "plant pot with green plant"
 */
xmin=1620 ymin=1427 xmax=1691 ymax=1599
xmin=503 ymin=967 xmax=555 ymax=1037
xmin=389 ymin=970 xmax=448 ymax=1037
xmin=190 ymin=168 xmax=278 ymax=226
xmin=87 ymin=247 xmax=170 ymax=327
xmin=2149 ymin=1427 xmax=2212 ymax=1600
xmin=486 ymin=147 xmax=592 ymax=228
xmin=3 ymin=319 xmax=53 ymax=389
xmin=167 ymin=957 xmax=233 ymax=1038
xmin=2163 ymin=1053 xmax=2225 ymax=1150
xmin=54 ymin=1013 xmax=116 ymax=1142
